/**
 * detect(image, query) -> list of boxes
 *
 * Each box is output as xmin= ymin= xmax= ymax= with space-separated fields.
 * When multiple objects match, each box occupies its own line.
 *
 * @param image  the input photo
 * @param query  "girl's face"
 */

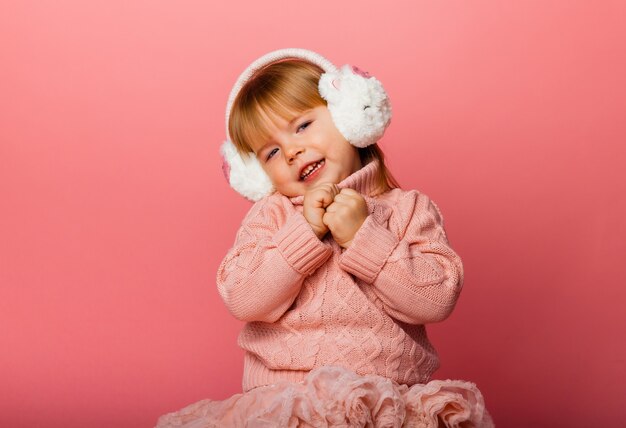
xmin=250 ymin=105 xmax=362 ymax=198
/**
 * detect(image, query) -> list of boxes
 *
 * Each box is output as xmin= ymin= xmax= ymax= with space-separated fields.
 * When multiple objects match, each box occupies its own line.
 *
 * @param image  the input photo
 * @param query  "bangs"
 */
xmin=228 ymin=60 xmax=326 ymax=154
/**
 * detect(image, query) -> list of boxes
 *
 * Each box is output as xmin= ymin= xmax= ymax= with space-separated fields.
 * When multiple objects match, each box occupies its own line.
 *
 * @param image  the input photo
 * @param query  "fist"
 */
xmin=323 ymin=188 xmax=368 ymax=248
xmin=303 ymin=183 xmax=340 ymax=239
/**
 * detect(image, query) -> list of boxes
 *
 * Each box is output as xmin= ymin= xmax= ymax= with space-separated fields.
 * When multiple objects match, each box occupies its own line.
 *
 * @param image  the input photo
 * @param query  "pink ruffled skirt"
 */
xmin=156 ymin=366 xmax=493 ymax=427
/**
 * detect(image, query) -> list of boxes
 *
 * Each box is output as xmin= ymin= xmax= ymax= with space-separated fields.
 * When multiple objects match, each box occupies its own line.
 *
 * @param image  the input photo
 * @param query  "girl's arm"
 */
xmin=338 ymin=190 xmax=463 ymax=325
xmin=217 ymin=196 xmax=333 ymax=323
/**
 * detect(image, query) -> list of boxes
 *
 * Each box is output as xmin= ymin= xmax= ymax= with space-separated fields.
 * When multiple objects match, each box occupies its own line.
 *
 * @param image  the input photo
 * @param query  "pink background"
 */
xmin=1 ymin=1 xmax=625 ymax=426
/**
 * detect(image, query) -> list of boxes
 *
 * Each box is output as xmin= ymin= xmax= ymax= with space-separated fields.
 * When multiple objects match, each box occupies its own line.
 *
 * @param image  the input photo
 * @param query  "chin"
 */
xmin=280 ymin=186 xmax=305 ymax=198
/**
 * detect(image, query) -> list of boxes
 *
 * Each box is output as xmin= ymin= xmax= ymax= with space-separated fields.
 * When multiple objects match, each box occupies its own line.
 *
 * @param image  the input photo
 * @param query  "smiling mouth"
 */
xmin=300 ymin=159 xmax=325 ymax=181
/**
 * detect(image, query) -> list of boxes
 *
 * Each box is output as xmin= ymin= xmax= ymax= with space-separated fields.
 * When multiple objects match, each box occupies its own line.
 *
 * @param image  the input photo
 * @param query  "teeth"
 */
xmin=300 ymin=160 xmax=324 ymax=180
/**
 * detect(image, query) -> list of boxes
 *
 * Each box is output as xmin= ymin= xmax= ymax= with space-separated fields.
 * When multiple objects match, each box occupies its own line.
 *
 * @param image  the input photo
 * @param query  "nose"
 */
xmin=284 ymin=141 xmax=304 ymax=164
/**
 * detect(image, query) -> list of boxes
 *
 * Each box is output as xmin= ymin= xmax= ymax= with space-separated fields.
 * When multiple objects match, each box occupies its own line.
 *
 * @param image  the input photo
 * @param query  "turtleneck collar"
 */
xmin=288 ymin=159 xmax=381 ymax=206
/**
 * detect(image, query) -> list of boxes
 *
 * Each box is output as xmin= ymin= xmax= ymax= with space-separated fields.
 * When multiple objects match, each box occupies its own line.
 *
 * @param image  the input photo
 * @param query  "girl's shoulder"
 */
xmin=373 ymin=186 xmax=427 ymax=205
xmin=373 ymin=187 xmax=445 ymax=223
xmin=241 ymin=191 xmax=297 ymax=224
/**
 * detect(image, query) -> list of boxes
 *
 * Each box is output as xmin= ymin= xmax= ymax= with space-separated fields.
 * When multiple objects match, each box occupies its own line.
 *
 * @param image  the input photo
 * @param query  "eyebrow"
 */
xmin=288 ymin=110 xmax=311 ymax=126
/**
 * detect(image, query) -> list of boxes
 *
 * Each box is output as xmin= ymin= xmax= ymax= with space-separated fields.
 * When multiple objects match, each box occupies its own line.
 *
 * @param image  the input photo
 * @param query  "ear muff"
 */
xmin=220 ymin=140 xmax=274 ymax=203
xmin=318 ymin=64 xmax=392 ymax=148
xmin=221 ymin=48 xmax=392 ymax=202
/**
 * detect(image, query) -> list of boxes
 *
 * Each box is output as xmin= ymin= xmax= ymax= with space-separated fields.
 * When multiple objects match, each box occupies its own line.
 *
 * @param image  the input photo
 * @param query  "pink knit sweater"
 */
xmin=216 ymin=160 xmax=464 ymax=392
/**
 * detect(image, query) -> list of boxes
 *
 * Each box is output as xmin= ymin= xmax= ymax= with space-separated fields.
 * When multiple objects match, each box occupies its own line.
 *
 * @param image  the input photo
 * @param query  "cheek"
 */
xmin=339 ymin=144 xmax=358 ymax=162
xmin=263 ymin=164 xmax=288 ymax=185
xmin=261 ymin=165 xmax=277 ymax=185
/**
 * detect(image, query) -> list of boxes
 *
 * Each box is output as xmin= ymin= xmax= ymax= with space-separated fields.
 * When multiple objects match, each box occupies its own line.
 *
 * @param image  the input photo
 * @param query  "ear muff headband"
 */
xmin=221 ymin=48 xmax=391 ymax=201
xmin=224 ymin=49 xmax=338 ymax=141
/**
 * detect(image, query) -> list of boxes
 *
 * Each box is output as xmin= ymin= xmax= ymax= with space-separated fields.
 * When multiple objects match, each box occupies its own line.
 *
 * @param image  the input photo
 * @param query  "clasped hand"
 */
xmin=302 ymin=183 xmax=368 ymax=248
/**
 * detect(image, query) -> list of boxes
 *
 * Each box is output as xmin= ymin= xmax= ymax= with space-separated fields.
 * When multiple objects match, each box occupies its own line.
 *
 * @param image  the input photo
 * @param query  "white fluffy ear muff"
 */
xmin=319 ymin=64 xmax=392 ymax=148
xmin=221 ymin=140 xmax=274 ymax=202
xmin=222 ymin=48 xmax=392 ymax=202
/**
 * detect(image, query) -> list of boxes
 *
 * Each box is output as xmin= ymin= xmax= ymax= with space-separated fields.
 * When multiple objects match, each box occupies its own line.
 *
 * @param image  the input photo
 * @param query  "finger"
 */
xmin=320 ymin=191 xmax=335 ymax=208
xmin=324 ymin=183 xmax=340 ymax=199
xmin=322 ymin=185 xmax=340 ymax=206
xmin=333 ymin=192 xmax=361 ymax=205
xmin=322 ymin=211 xmax=334 ymax=226
xmin=337 ymin=188 xmax=364 ymax=200
xmin=308 ymin=185 xmax=337 ymax=208
xmin=325 ymin=202 xmax=338 ymax=213
xmin=339 ymin=188 xmax=360 ymax=197
xmin=314 ymin=182 xmax=339 ymax=193
xmin=331 ymin=193 xmax=351 ymax=204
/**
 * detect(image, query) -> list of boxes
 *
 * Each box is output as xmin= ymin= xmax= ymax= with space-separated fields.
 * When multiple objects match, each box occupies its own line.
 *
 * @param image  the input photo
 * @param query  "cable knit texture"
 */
xmin=155 ymin=160 xmax=495 ymax=427
xmin=216 ymin=159 xmax=464 ymax=392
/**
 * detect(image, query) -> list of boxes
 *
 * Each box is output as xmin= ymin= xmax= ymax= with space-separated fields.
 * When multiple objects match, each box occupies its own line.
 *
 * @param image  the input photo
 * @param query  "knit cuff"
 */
xmin=339 ymin=215 xmax=398 ymax=283
xmin=274 ymin=213 xmax=333 ymax=275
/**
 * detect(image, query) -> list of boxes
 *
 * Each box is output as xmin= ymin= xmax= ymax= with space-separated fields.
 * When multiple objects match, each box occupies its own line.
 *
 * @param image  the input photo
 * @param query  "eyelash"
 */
xmin=265 ymin=121 xmax=312 ymax=161
xmin=297 ymin=121 xmax=312 ymax=132
xmin=267 ymin=148 xmax=278 ymax=160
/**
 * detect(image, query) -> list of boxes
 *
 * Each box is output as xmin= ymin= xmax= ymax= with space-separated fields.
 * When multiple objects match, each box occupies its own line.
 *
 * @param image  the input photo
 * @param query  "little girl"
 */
xmin=157 ymin=48 xmax=493 ymax=427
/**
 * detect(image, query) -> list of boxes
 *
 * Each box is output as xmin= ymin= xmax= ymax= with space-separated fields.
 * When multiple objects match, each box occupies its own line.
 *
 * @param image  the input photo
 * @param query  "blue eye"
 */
xmin=297 ymin=121 xmax=312 ymax=132
xmin=266 ymin=148 xmax=278 ymax=161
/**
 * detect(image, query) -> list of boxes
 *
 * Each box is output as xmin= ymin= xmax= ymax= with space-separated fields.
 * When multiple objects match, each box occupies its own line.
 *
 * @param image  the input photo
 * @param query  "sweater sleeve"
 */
xmin=217 ymin=196 xmax=333 ymax=323
xmin=338 ymin=190 xmax=463 ymax=324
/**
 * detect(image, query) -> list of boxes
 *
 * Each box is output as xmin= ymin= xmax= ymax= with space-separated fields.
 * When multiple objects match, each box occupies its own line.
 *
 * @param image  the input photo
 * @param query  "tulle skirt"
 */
xmin=155 ymin=366 xmax=494 ymax=428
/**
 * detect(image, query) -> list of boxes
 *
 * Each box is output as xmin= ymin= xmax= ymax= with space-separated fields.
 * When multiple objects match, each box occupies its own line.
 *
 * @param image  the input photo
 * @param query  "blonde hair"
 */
xmin=228 ymin=60 xmax=400 ymax=194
